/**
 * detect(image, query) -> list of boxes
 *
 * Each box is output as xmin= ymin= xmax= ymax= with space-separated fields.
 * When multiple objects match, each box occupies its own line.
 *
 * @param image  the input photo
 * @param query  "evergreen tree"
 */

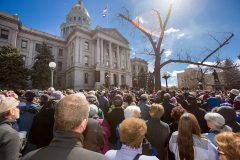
xmin=31 ymin=42 xmax=54 ymax=89
xmin=137 ymin=67 xmax=147 ymax=89
xmin=222 ymin=59 xmax=240 ymax=89
xmin=0 ymin=44 xmax=29 ymax=89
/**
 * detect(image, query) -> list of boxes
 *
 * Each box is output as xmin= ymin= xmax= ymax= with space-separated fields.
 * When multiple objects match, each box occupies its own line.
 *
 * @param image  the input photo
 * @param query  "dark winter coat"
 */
xmin=22 ymin=131 xmax=107 ymax=160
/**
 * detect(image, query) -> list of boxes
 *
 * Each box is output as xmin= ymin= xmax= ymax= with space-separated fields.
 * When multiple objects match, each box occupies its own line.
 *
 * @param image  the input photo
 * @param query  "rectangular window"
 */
xmin=1 ymin=29 xmax=9 ymax=39
xmin=106 ymin=48 xmax=110 ymax=56
xmin=84 ymin=56 xmax=89 ymax=66
xmin=59 ymin=49 xmax=63 ymax=57
xmin=35 ymin=43 xmax=42 ymax=52
xmin=114 ymin=50 xmax=117 ymax=58
xmin=58 ymin=61 xmax=62 ymax=71
xmin=84 ymin=73 xmax=88 ymax=84
xmin=21 ymin=40 xmax=28 ymax=49
xmin=84 ymin=41 xmax=89 ymax=50
xmin=48 ymin=46 xmax=53 ymax=53
xmin=71 ymin=56 xmax=73 ymax=65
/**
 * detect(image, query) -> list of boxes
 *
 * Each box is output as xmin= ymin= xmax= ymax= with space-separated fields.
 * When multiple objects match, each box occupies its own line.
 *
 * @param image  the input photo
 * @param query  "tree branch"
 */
xmin=160 ymin=59 xmax=227 ymax=69
xmin=201 ymin=33 xmax=234 ymax=64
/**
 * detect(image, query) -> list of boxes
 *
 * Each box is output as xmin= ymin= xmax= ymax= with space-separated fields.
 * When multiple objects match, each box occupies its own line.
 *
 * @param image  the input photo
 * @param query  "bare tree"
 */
xmin=119 ymin=4 xmax=234 ymax=90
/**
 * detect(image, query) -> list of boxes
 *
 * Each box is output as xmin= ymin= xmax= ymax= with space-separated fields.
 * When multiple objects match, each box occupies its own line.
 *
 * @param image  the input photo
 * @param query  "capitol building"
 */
xmin=0 ymin=0 xmax=146 ymax=90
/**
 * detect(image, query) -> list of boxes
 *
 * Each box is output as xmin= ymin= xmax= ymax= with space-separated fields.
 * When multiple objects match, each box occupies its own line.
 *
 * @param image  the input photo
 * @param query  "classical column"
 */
xmin=96 ymin=38 xmax=100 ymax=65
xmin=75 ymin=37 xmax=80 ymax=63
xmin=109 ymin=42 xmax=112 ymax=68
xmin=101 ymin=39 xmax=104 ymax=65
xmin=117 ymin=45 xmax=120 ymax=69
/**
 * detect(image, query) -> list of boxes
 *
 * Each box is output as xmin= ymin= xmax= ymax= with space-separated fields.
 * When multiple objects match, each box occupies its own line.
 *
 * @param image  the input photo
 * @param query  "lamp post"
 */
xmin=162 ymin=72 xmax=170 ymax=89
xmin=49 ymin=62 xmax=56 ymax=88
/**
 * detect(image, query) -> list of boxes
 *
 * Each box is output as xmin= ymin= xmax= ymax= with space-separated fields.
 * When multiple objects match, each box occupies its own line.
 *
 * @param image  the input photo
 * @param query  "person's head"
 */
xmin=123 ymin=93 xmax=134 ymax=105
xmin=177 ymin=113 xmax=201 ymax=160
xmin=65 ymin=89 xmax=75 ymax=95
xmin=233 ymin=95 xmax=240 ymax=110
xmin=113 ymin=94 xmax=123 ymax=107
xmin=0 ymin=95 xmax=20 ymax=120
xmin=186 ymin=95 xmax=197 ymax=105
xmin=25 ymin=91 xmax=37 ymax=102
xmin=119 ymin=118 xmax=147 ymax=148
xmin=171 ymin=105 xmax=186 ymax=121
xmin=140 ymin=94 xmax=148 ymax=102
xmin=124 ymin=105 xmax=141 ymax=119
xmin=54 ymin=93 xmax=90 ymax=133
xmin=50 ymin=91 xmax=64 ymax=101
xmin=229 ymin=89 xmax=239 ymax=98
xmin=149 ymin=103 xmax=164 ymax=118
xmin=163 ymin=93 xmax=171 ymax=100
xmin=40 ymin=94 xmax=50 ymax=103
xmin=86 ymin=94 xmax=99 ymax=107
xmin=204 ymin=112 xmax=225 ymax=129
xmin=89 ymin=104 xmax=99 ymax=119
xmin=216 ymin=132 xmax=240 ymax=160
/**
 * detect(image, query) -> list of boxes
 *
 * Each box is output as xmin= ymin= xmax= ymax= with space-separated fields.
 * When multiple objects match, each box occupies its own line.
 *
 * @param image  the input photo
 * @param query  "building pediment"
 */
xmin=95 ymin=27 xmax=129 ymax=44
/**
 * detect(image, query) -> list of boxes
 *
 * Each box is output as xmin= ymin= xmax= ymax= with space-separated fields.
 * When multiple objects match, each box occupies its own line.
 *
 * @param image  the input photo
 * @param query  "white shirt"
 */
xmin=105 ymin=144 xmax=159 ymax=160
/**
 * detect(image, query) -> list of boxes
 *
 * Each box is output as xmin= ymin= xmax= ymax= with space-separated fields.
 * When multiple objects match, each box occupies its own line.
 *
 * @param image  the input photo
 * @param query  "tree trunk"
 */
xmin=155 ymin=54 xmax=161 ymax=90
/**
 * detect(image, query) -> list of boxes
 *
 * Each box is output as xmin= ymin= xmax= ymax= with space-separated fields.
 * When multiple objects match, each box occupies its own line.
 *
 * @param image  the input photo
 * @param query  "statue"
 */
xmin=212 ymin=69 xmax=220 ymax=84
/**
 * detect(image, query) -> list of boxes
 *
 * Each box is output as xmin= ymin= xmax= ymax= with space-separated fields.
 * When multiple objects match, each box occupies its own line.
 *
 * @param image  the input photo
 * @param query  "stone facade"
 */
xmin=131 ymin=58 xmax=148 ymax=76
xmin=177 ymin=68 xmax=225 ymax=90
xmin=0 ymin=1 xmax=132 ymax=90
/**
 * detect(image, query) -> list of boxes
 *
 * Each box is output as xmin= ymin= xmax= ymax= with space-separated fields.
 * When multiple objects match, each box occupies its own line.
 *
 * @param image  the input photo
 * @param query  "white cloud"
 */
xmin=177 ymin=33 xmax=185 ymax=39
xmin=165 ymin=27 xmax=180 ymax=35
xmin=134 ymin=16 xmax=144 ymax=24
xmin=165 ymin=50 xmax=172 ymax=57
xmin=169 ymin=70 xmax=185 ymax=77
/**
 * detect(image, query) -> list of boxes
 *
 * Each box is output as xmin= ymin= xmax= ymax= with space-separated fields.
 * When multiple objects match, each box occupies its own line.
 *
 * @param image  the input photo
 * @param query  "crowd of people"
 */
xmin=0 ymin=87 xmax=240 ymax=160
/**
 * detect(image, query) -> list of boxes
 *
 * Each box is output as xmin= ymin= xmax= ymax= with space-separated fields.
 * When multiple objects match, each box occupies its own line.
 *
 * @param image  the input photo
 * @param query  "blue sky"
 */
xmin=1 ymin=0 xmax=240 ymax=86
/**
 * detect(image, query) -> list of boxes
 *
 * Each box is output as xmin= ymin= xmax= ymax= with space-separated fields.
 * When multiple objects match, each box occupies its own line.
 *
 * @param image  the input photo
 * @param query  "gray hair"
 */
xmin=204 ymin=112 xmax=225 ymax=127
xmin=124 ymin=105 xmax=141 ymax=119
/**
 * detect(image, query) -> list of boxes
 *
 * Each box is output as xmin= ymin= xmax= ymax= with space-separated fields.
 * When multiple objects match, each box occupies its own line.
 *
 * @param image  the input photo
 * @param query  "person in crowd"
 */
xmin=146 ymin=103 xmax=170 ymax=160
xmin=86 ymin=93 xmax=104 ymax=119
xmin=98 ymin=90 xmax=110 ymax=116
xmin=22 ymin=93 xmax=107 ymax=160
xmin=106 ymin=94 xmax=125 ymax=145
xmin=216 ymin=132 xmax=240 ymax=160
xmin=105 ymin=118 xmax=159 ymax=160
xmin=169 ymin=105 xmax=186 ymax=135
xmin=161 ymin=93 xmax=175 ymax=124
xmin=138 ymin=94 xmax=151 ymax=121
xmin=216 ymin=106 xmax=240 ymax=132
xmin=122 ymin=93 xmax=136 ymax=109
xmin=185 ymin=94 xmax=208 ymax=133
xmin=83 ymin=104 xmax=105 ymax=153
xmin=207 ymin=92 xmax=221 ymax=110
xmin=64 ymin=89 xmax=75 ymax=96
xmin=87 ymin=104 xmax=111 ymax=154
xmin=204 ymin=112 xmax=232 ymax=147
xmin=228 ymin=89 xmax=239 ymax=104
xmin=0 ymin=95 xmax=21 ymax=160
xmin=18 ymin=90 xmax=40 ymax=132
xmin=169 ymin=113 xmax=218 ymax=160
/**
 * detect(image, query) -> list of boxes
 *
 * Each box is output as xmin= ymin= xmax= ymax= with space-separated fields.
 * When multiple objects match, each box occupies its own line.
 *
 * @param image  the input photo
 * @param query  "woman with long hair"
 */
xmin=169 ymin=113 xmax=218 ymax=160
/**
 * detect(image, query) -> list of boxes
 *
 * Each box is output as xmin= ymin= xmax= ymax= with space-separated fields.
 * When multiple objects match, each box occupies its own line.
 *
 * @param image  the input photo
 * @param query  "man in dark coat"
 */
xmin=0 ymin=95 xmax=21 ymax=160
xmin=186 ymin=95 xmax=208 ymax=133
xmin=22 ymin=93 xmax=107 ymax=160
xmin=106 ymin=94 xmax=125 ymax=144
xmin=146 ymin=103 xmax=170 ymax=160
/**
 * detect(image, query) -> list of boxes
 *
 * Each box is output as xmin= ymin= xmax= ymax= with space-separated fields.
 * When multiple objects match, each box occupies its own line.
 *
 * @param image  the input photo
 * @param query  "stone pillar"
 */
xmin=96 ymin=38 xmax=100 ymax=65
xmin=109 ymin=42 xmax=112 ymax=68
xmin=75 ymin=37 xmax=79 ymax=63
xmin=117 ymin=45 xmax=120 ymax=69
xmin=79 ymin=38 xmax=82 ymax=64
xmin=118 ymin=74 xmax=121 ymax=86
xmin=101 ymin=39 xmax=104 ymax=65
xmin=110 ymin=73 xmax=114 ymax=86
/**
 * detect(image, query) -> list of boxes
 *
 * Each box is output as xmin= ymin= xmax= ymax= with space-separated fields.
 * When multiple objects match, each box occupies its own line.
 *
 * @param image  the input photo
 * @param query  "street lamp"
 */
xmin=162 ymin=72 xmax=171 ymax=89
xmin=49 ymin=62 xmax=56 ymax=88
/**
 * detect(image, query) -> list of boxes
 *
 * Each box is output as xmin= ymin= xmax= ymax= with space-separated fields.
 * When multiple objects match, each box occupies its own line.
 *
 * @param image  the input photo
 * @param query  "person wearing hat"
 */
xmin=0 ymin=95 xmax=21 ymax=160
xmin=229 ymin=89 xmax=240 ymax=105
xmin=106 ymin=94 xmax=125 ymax=145
xmin=138 ymin=94 xmax=151 ymax=121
